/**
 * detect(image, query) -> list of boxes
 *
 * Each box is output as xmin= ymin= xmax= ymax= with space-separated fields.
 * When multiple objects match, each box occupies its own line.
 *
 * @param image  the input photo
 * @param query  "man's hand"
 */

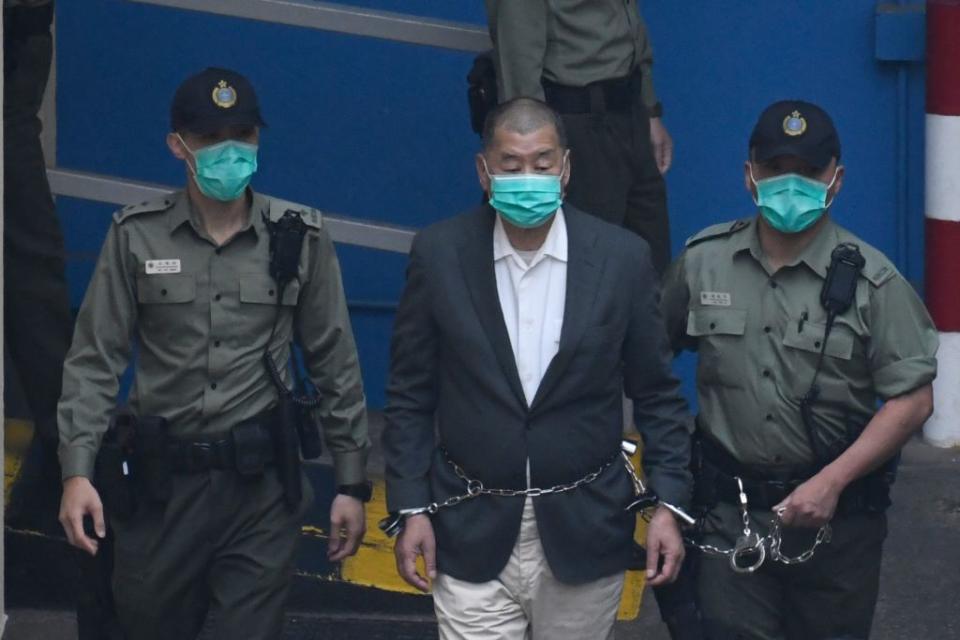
xmin=649 ymin=117 xmax=674 ymax=174
xmin=59 ymin=476 xmax=105 ymax=556
xmin=394 ymin=514 xmax=436 ymax=592
xmin=645 ymin=506 xmax=685 ymax=586
xmin=327 ymin=495 xmax=366 ymax=562
xmin=774 ymin=473 xmax=842 ymax=529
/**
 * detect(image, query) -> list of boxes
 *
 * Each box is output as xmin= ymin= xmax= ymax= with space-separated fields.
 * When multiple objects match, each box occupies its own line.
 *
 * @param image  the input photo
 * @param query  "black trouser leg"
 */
xmin=560 ymin=103 xmax=671 ymax=275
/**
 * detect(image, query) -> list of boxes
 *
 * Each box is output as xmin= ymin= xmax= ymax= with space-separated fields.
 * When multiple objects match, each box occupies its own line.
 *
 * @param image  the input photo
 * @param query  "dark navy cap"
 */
xmin=170 ymin=67 xmax=267 ymax=134
xmin=749 ymin=100 xmax=841 ymax=169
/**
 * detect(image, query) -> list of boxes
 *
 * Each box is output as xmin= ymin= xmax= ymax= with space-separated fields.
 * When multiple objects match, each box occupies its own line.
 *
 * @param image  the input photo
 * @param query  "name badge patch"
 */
xmin=145 ymin=259 xmax=181 ymax=275
xmin=700 ymin=291 xmax=731 ymax=307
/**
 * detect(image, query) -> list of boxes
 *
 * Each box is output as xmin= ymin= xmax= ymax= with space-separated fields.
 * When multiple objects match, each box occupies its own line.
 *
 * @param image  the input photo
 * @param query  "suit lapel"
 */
xmin=530 ymin=208 xmax=604 ymax=412
xmin=458 ymin=208 xmax=528 ymax=409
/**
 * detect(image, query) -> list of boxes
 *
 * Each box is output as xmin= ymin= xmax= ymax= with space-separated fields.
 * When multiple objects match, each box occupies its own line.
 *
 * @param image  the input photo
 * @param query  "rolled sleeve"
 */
xmin=867 ymin=275 xmax=939 ymax=400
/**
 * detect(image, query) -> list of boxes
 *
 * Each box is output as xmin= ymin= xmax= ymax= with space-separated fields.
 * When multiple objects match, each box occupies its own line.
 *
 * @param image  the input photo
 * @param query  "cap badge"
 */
xmin=211 ymin=80 xmax=237 ymax=109
xmin=783 ymin=111 xmax=807 ymax=137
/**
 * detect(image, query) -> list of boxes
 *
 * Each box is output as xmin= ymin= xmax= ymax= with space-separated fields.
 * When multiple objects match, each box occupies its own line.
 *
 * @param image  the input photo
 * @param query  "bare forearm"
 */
xmin=820 ymin=384 xmax=933 ymax=490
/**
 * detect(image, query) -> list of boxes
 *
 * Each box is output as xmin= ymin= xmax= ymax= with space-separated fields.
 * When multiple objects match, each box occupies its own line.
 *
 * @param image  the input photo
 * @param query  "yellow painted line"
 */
xmin=4 ymin=418 xmax=35 ymax=506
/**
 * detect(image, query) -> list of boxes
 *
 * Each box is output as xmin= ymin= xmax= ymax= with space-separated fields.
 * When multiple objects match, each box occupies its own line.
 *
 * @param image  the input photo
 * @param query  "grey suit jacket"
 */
xmin=383 ymin=204 xmax=691 ymax=584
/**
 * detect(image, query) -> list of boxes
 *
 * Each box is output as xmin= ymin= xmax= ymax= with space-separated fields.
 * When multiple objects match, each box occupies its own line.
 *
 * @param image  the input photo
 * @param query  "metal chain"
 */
xmin=684 ymin=476 xmax=832 ymax=573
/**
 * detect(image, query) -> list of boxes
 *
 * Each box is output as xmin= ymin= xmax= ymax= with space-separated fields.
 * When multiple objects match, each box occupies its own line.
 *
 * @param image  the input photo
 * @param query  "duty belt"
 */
xmin=378 ymin=440 xmax=695 ymax=538
xmin=542 ymin=72 xmax=638 ymax=114
xmin=695 ymin=435 xmax=890 ymax=515
xmin=167 ymin=413 xmax=276 ymax=475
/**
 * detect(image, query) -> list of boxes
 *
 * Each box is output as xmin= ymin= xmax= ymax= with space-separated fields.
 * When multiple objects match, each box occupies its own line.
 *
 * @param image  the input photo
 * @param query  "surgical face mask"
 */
xmin=484 ymin=157 xmax=566 ymax=229
xmin=178 ymin=134 xmax=258 ymax=202
xmin=750 ymin=166 xmax=838 ymax=234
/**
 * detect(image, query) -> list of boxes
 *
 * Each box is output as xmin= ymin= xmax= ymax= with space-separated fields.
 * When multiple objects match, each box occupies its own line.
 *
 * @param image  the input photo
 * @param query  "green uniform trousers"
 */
xmin=697 ymin=503 xmax=887 ymax=640
xmin=110 ymin=469 xmax=312 ymax=640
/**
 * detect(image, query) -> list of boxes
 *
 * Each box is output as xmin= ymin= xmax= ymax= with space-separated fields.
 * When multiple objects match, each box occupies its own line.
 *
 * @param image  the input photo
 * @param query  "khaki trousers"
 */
xmin=433 ymin=498 xmax=624 ymax=640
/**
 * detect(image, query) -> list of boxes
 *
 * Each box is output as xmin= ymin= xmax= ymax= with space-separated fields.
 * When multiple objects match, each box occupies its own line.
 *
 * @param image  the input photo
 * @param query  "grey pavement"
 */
xmin=5 ymin=437 xmax=958 ymax=639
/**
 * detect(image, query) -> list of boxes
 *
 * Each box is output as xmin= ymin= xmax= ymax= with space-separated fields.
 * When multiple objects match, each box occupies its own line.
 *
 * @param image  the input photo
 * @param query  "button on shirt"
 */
xmin=493 ymin=208 xmax=568 ymax=406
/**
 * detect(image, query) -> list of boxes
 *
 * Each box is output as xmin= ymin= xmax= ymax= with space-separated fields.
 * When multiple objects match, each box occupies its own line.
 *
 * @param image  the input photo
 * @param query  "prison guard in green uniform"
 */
xmin=660 ymin=100 xmax=937 ymax=640
xmin=662 ymin=213 xmax=937 ymax=640
xmin=57 ymin=68 xmax=369 ymax=640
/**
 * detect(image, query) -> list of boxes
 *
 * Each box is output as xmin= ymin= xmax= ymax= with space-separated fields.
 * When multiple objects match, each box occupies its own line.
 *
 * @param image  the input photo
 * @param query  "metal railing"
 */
xmin=127 ymin=0 xmax=491 ymax=52
xmin=47 ymin=168 xmax=415 ymax=254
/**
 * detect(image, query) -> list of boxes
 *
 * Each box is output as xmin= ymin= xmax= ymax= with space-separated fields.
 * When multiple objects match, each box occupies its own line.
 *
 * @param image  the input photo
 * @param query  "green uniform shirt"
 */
xmin=661 ymin=215 xmax=938 ymax=467
xmin=485 ymin=0 xmax=658 ymax=108
xmin=58 ymin=190 xmax=370 ymax=485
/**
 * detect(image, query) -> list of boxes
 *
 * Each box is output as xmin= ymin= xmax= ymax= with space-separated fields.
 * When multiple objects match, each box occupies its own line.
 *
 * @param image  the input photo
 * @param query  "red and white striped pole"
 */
xmin=924 ymin=0 xmax=960 ymax=447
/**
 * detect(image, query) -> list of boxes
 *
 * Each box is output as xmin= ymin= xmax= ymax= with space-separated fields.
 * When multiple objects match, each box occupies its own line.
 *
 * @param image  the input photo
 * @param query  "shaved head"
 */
xmin=482 ymin=97 xmax=567 ymax=151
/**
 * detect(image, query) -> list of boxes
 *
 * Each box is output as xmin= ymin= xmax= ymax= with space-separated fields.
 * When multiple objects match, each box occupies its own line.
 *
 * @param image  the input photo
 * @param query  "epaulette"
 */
xmin=266 ymin=197 xmax=323 ymax=230
xmin=858 ymin=246 xmax=898 ymax=288
xmin=113 ymin=194 xmax=176 ymax=224
xmin=685 ymin=218 xmax=751 ymax=248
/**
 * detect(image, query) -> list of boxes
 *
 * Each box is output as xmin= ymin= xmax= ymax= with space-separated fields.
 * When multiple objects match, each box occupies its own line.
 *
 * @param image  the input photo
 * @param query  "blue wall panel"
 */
xmin=54 ymin=0 xmax=927 ymax=408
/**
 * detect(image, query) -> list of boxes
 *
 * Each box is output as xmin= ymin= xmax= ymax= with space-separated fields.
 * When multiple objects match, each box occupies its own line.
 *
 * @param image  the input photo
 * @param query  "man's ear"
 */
xmin=561 ymin=150 xmax=571 ymax=192
xmin=475 ymin=153 xmax=492 ymax=195
xmin=167 ymin=132 xmax=189 ymax=161
xmin=828 ymin=165 xmax=845 ymax=204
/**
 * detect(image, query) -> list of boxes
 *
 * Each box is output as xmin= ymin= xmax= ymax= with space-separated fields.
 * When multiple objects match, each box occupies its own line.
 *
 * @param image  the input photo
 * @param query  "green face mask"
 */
xmin=751 ymin=168 xmax=837 ymax=234
xmin=179 ymin=135 xmax=258 ymax=202
xmin=485 ymin=158 xmax=565 ymax=229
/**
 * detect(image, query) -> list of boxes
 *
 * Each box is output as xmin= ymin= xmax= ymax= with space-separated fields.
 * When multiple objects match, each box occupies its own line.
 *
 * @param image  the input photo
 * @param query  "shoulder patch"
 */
xmin=113 ymin=194 xmax=176 ymax=224
xmin=266 ymin=197 xmax=323 ymax=230
xmin=685 ymin=218 xmax=751 ymax=248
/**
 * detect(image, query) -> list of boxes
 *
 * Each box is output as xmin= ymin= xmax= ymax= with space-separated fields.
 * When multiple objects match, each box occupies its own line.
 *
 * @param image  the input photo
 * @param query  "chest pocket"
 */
xmin=687 ymin=307 xmax=747 ymax=388
xmin=137 ymin=274 xmax=196 ymax=304
xmin=782 ymin=321 xmax=853 ymax=361
xmin=239 ymin=275 xmax=300 ymax=306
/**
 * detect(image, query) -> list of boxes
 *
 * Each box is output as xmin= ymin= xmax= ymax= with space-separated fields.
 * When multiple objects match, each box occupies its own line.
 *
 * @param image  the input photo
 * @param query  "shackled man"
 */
xmin=382 ymin=97 xmax=692 ymax=639
xmin=661 ymin=100 xmax=938 ymax=639
xmin=57 ymin=67 xmax=371 ymax=639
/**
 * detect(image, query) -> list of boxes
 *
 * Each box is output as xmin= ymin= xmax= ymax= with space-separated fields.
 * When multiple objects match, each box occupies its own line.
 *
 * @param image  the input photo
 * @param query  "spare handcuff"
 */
xmin=686 ymin=476 xmax=833 ymax=574
xmin=379 ymin=440 xmax=694 ymax=538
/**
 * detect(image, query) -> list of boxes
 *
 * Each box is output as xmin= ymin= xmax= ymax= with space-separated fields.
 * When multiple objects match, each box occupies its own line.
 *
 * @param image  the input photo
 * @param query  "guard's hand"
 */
xmin=394 ymin=514 xmax=436 ymax=592
xmin=645 ymin=506 xmax=685 ymax=586
xmin=774 ymin=474 xmax=841 ymax=528
xmin=328 ymin=495 xmax=366 ymax=562
xmin=59 ymin=476 xmax=105 ymax=556
xmin=649 ymin=117 xmax=674 ymax=175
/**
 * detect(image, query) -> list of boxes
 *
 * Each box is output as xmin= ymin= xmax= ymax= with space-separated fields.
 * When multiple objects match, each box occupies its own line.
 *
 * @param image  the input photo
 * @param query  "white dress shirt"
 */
xmin=492 ymin=208 xmax=568 ymax=406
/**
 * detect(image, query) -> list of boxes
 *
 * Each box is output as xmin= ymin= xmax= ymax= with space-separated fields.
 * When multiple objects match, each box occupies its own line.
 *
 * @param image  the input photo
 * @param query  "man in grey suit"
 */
xmin=383 ymin=98 xmax=691 ymax=639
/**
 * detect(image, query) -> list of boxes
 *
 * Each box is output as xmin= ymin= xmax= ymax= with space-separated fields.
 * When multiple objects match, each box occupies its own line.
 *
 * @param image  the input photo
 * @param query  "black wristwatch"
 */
xmin=337 ymin=481 xmax=373 ymax=503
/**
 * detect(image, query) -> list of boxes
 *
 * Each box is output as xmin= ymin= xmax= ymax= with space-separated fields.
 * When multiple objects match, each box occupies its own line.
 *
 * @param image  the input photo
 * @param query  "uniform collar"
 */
xmin=493 ymin=207 xmax=568 ymax=267
xmin=168 ymin=188 xmax=265 ymax=239
xmin=733 ymin=214 xmax=839 ymax=280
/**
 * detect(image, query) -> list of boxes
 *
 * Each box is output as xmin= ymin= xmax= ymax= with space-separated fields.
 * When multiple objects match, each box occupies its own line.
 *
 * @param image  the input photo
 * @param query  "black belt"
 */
xmin=167 ymin=412 xmax=276 ymax=475
xmin=695 ymin=435 xmax=888 ymax=514
xmin=542 ymin=72 xmax=638 ymax=114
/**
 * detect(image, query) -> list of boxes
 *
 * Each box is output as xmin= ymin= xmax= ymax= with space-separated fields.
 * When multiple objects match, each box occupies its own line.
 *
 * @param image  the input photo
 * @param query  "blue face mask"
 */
xmin=751 ymin=167 xmax=837 ymax=234
xmin=485 ymin=158 xmax=566 ymax=229
xmin=179 ymin=135 xmax=258 ymax=202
